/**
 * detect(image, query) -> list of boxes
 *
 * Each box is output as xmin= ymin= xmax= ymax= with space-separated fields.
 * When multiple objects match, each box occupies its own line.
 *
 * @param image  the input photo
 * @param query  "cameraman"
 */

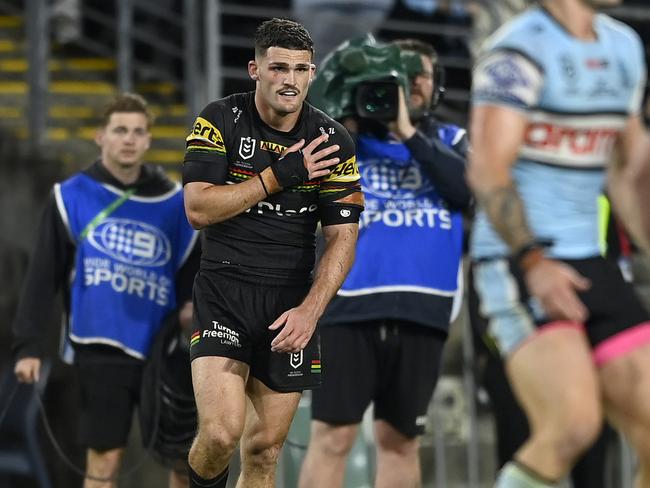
xmin=299 ymin=38 xmax=470 ymax=488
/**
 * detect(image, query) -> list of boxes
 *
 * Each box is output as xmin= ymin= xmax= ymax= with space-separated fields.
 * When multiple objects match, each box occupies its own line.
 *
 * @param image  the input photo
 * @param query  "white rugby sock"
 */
xmin=495 ymin=461 xmax=559 ymax=488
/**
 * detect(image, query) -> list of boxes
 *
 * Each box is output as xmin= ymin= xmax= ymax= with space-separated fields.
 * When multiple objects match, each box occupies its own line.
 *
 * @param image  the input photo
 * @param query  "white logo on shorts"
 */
xmin=289 ymin=351 xmax=303 ymax=369
xmin=339 ymin=209 xmax=351 ymax=218
xmin=202 ymin=320 xmax=241 ymax=348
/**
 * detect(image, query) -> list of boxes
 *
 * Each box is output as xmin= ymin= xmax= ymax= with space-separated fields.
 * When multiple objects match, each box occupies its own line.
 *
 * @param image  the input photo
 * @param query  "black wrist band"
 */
xmin=258 ymin=173 xmax=269 ymax=197
xmin=271 ymin=151 xmax=308 ymax=188
xmin=512 ymin=239 xmax=552 ymax=267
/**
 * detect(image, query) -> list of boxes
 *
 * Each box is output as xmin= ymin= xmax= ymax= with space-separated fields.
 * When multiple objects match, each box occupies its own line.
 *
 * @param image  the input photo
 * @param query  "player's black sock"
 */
xmin=189 ymin=465 xmax=228 ymax=488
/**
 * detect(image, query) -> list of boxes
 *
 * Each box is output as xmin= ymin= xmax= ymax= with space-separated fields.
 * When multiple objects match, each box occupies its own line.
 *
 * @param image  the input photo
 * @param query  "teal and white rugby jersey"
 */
xmin=470 ymin=6 xmax=646 ymax=259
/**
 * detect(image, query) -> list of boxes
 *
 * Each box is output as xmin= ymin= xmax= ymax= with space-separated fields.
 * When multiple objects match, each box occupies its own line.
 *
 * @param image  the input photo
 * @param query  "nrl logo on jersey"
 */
xmin=239 ymin=136 xmax=256 ymax=159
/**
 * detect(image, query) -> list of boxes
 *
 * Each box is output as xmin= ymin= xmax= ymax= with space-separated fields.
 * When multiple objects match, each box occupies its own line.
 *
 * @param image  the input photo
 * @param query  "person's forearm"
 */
xmin=467 ymin=106 xmax=534 ymax=253
xmin=184 ymin=166 xmax=280 ymax=229
xmin=468 ymin=145 xmax=535 ymax=252
xmin=300 ymin=224 xmax=358 ymax=319
xmin=404 ymin=131 xmax=471 ymax=209
xmin=475 ymin=181 xmax=536 ymax=253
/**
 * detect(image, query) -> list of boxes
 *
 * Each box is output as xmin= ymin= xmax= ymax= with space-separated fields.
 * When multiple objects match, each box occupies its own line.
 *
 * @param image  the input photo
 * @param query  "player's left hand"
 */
xmin=268 ymin=306 xmax=317 ymax=353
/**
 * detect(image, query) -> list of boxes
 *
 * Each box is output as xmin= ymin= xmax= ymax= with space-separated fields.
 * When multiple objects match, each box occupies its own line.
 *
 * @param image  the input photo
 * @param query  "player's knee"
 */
xmin=374 ymin=423 xmax=419 ymax=458
xmin=198 ymin=420 xmax=241 ymax=455
xmin=312 ymin=423 xmax=357 ymax=457
xmin=86 ymin=448 xmax=123 ymax=476
xmin=242 ymin=441 xmax=283 ymax=470
xmin=565 ymin=400 xmax=602 ymax=450
xmin=562 ymin=417 xmax=602 ymax=459
xmin=537 ymin=407 xmax=602 ymax=460
xmin=375 ymin=434 xmax=419 ymax=458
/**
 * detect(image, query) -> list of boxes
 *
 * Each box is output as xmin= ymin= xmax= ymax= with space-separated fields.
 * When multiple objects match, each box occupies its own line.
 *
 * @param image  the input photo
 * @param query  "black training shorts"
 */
xmin=76 ymin=359 xmax=143 ymax=450
xmin=311 ymin=320 xmax=447 ymax=438
xmin=190 ymin=266 xmax=321 ymax=392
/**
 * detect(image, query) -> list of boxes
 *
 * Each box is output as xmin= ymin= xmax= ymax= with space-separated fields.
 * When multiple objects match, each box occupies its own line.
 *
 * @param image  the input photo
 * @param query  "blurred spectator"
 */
xmin=51 ymin=0 xmax=81 ymax=45
xmin=292 ymin=0 xmax=395 ymax=63
xmin=11 ymin=93 xmax=199 ymax=488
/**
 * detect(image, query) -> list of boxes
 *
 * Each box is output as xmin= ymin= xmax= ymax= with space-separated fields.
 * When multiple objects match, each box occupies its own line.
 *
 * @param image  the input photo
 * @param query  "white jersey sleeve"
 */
xmin=472 ymin=49 xmax=544 ymax=112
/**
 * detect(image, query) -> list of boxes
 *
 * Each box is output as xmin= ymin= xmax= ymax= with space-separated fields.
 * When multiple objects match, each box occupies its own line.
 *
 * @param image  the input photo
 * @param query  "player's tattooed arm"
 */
xmin=477 ymin=182 xmax=535 ymax=253
xmin=467 ymin=103 xmax=535 ymax=255
xmin=466 ymin=104 xmax=551 ymax=273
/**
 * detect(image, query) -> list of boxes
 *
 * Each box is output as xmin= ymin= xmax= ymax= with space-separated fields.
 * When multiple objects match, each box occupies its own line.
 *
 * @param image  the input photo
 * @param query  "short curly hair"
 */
xmin=254 ymin=18 xmax=314 ymax=59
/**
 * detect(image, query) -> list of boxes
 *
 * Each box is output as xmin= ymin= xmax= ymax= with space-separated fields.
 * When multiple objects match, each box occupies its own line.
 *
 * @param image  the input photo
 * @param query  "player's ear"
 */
xmin=248 ymin=60 xmax=259 ymax=81
xmin=94 ymin=128 xmax=105 ymax=147
xmin=309 ymin=63 xmax=316 ymax=82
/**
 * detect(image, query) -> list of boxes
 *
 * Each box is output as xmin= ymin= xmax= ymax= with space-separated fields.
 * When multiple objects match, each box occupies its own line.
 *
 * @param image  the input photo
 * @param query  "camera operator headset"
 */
xmin=299 ymin=35 xmax=471 ymax=488
xmin=391 ymin=38 xmax=469 ymax=155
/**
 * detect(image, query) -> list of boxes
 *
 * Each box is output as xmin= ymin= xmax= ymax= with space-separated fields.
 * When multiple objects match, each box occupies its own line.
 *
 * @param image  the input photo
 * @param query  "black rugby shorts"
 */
xmin=190 ymin=267 xmax=321 ymax=392
xmin=311 ymin=320 xmax=446 ymax=438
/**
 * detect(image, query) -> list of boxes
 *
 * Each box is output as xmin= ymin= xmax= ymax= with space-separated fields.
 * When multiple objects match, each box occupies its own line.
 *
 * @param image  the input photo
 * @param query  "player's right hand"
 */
xmin=524 ymin=258 xmax=591 ymax=323
xmin=14 ymin=357 xmax=41 ymax=384
xmin=268 ymin=304 xmax=319 ymax=353
xmin=272 ymin=133 xmax=340 ymax=187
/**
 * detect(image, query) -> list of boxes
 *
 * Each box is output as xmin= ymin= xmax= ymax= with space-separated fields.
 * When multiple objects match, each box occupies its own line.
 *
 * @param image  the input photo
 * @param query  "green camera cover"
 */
xmin=308 ymin=34 xmax=423 ymax=120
